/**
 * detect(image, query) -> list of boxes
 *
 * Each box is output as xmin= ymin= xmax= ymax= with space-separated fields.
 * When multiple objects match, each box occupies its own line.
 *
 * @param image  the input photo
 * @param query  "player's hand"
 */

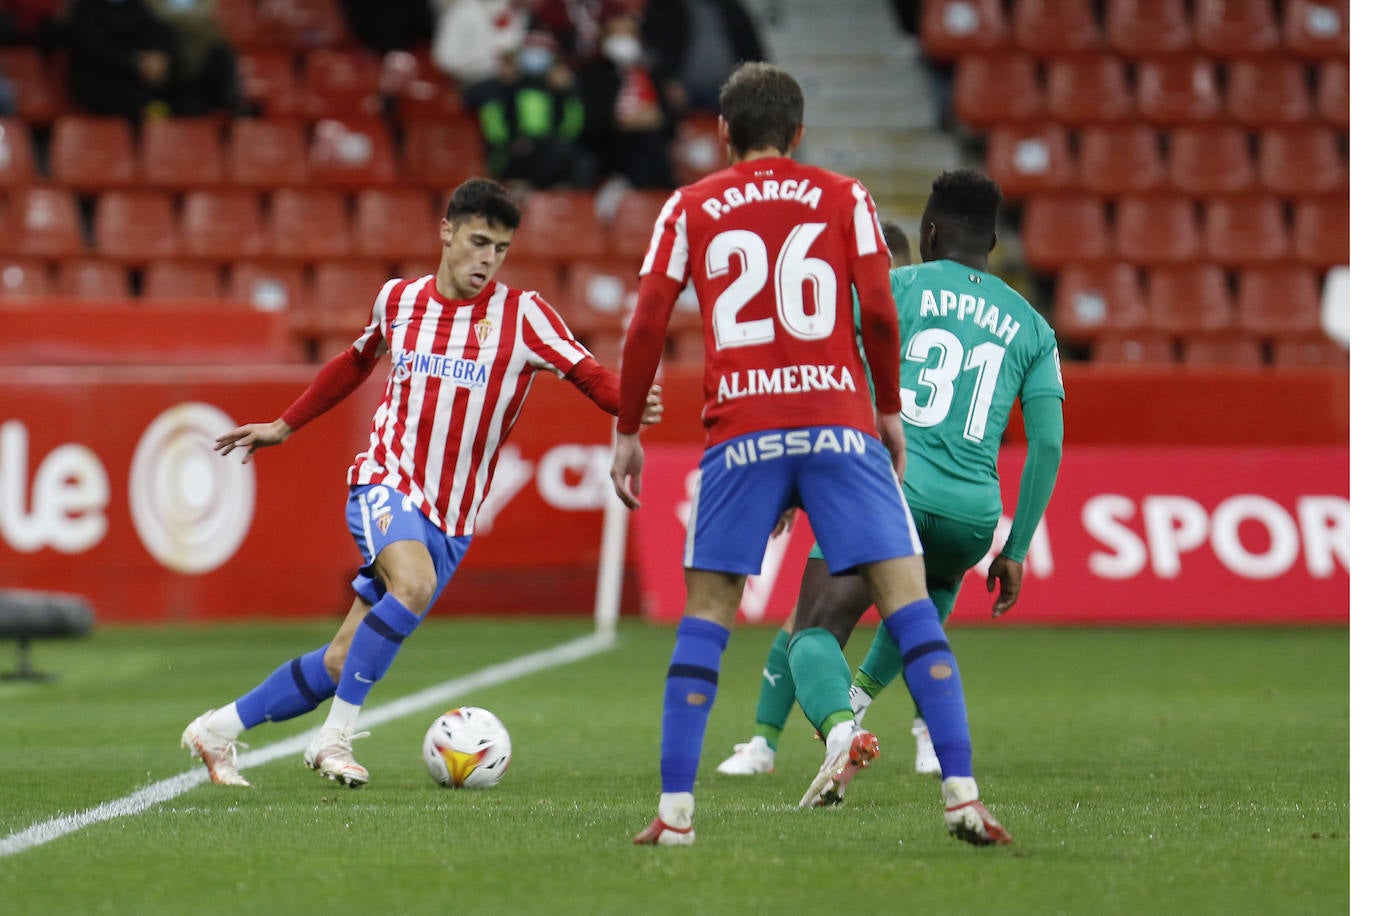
xmin=610 ymin=431 xmax=646 ymax=510
xmin=875 ymin=412 xmax=907 ymax=480
xmin=215 ymin=419 xmax=292 ymax=465
xmin=771 ymin=508 xmax=797 ymax=538
xmin=986 ymin=554 xmax=1023 ymax=617
xmin=640 ymin=385 xmax=664 ymax=427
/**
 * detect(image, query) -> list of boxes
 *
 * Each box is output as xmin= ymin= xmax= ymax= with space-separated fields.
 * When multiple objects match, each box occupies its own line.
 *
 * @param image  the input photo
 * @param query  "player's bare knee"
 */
xmin=324 ymin=643 xmax=348 ymax=681
xmin=389 ymin=575 xmax=435 ymax=615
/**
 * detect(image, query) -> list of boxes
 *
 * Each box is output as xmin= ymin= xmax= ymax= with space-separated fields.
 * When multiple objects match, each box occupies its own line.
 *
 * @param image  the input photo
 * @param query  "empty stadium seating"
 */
xmin=1167 ymin=125 xmax=1256 ymax=195
xmin=6 ymin=188 xmax=84 ymax=259
xmin=1194 ymin=0 xmax=1281 ymax=57
xmin=0 ymin=119 xmax=37 ymax=188
xmin=266 ymin=188 xmax=350 ymax=263
xmin=1077 ymin=125 xmax=1165 ymax=195
xmin=94 ymin=191 xmax=179 ymax=263
xmin=50 ymin=116 xmax=136 ymax=191
xmin=380 ymin=50 xmax=465 ymax=121
xmin=1284 ymin=0 xmax=1349 ymax=59
xmin=0 ymin=258 xmax=51 ymax=297
xmin=1257 ymin=127 xmax=1347 ymax=196
xmin=1226 ymin=59 xmax=1311 ymax=127
xmin=608 ymin=189 xmax=673 ymax=260
xmin=236 ymin=49 xmax=305 ymax=117
xmin=302 ymin=49 xmax=382 ymax=120
xmin=402 ymin=119 xmax=486 ymax=192
xmin=1012 ymin=0 xmax=1099 ymax=55
xmin=308 ymin=119 xmax=397 ymax=187
xmin=1202 ymin=195 xmax=1290 ymax=267
xmin=1136 ymin=58 xmax=1223 ymax=125
xmin=1021 ymin=194 xmax=1111 ymax=270
xmin=1091 ymin=332 xmax=1176 ymax=366
xmin=1104 ymin=0 xmax=1191 ymax=56
xmin=182 ymin=190 xmax=267 ymax=260
xmin=1045 ymin=55 xmax=1133 ymax=125
xmin=984 ymin=124 xmax=1076 ymax=199
xmin=919 ymin=0 xmax=1009 ymax=61
xmin=0 ymin=48 xmax=69 ymax=123
xmin=142 ymin=261 xmax=224 ymax=301
xmin=1145 ymin=264 xmax=1234 ymax=335
xmin=140 ymin=119 xmax=227 ymax=190
xmin=228 ymin=262 xmax=309 ymax=313
xmin=228 ymin=118 xmax=310 ymax=188
xmin=1293 ymin=198 xmax=1349 ymax=268
xmin=352 ymin=188 xmax=436 ymax=262
xmin=1052 ymin=262 xmax=1146 ymax=342
xmin=1180 ymin=334 xmax=1264 ymax=368
xmin=1317 ymin=59 xmax=1349 ymax=127
xmin=55 ymin=261 xmax=131 ymax=299
xmin=954 ymin=53 xmax=1044 ymax=128
xmin=1271 ymin=336 xmax=1348 ymax=369
xmin=1236 ymin=267 xmax=1321 ymax=336
xmin=1114 ymin=194 xmax=1199 ymax=265
xmin=516 ymin=191 xmax=610 ymax=263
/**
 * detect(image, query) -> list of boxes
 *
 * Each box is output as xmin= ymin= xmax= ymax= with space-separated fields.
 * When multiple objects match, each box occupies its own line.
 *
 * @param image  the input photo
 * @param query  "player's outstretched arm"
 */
xmin=215 ymin=419 xmax=293 ymax=465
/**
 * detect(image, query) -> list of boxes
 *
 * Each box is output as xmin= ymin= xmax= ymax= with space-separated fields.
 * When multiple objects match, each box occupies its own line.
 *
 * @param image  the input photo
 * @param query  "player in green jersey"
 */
xmin=717 ymin=170 xmax=1064 ymax=781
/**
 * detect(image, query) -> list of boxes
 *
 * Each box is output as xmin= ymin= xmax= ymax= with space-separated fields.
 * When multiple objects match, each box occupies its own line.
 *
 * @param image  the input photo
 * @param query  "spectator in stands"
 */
xmin=433 ymin=0 xmax=532 ymax=105
xmin=477 ymin=32 xmax=597 ymax=188
xmin=640 ymin=0 xmax=767 ymax=113
xmin=529 ymin=0 xmax=603 ymax=63
xmin=578 ymin=6 xmax=678 ymax=189
xmin=66 ymin=0 xmax=180 ymax=121
xmin=147 ymin=0 xmax=250 ymax=117
xmin=340 ymin=0 xmax=434 ymax=55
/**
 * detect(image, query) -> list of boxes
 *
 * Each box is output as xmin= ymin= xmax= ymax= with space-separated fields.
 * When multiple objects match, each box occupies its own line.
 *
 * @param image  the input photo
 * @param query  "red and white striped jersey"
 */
xmin=637 ymin=156 xmax=892 ymax=445
xmin=346 ymin=275 xmax=591 ymax=536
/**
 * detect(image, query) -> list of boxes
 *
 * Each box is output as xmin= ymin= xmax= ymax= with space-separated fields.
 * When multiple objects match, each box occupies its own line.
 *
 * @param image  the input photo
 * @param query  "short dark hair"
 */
xmin=445 ymin=178 xmax=522 ymax=230
xmin=718 ymin=62 xmax=804 ymax=158
xmin=880 ymin=220 xmax=912 ymax=266
xmin=925 ymin=169 xmax=1001 ymax=243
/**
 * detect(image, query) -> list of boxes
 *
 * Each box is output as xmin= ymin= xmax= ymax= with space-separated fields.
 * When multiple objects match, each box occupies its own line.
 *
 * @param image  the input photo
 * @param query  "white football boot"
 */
xmin=181 ymin=710 xmax=251 ymax=787
xmin=304 ymin=727 xmax=372 ymax=787
xmin=634 ymin=793 xmax=695 ymax=846
xmin=715 ymin=736 xmax=775 ymax=775
xmin=942 ymin=776 xmax=1013 ymax=846
xmin=912 ymin=718 xmax=942 ymax=776
xmin=799 ymin=720 xmax=880 ymax=808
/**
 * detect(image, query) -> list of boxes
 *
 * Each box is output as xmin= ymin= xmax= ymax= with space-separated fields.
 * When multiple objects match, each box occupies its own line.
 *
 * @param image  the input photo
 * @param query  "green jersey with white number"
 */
xmin=893 ymin=259 xmax=1064 ymax=527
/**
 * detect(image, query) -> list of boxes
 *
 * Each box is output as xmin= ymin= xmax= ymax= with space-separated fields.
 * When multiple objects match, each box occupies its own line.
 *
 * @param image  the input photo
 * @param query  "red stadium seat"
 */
xmin=257 ymin=0 xmax=350 ymax=50
xmin=671 ymin=113 xmax=728 ymax=185
xmin=1226 ymin=60 xmax=1311 ymax=127
xmin=918 ymin=0 xmax=1009 ymax=61
xmin=1136 ymin=58 xmax=1222 ymax=126
xmin=1092 ymin=332 xmax=1175 ymax=365
xmin=1167 ymin=125 xmax=1255 ymax=195
xmin=954 ymin=53 xmax=1044 ymax=128
xmin=1203 ymin=195 xmax=1290 ymax=267
xmin=1293 ymin=198 xmax=1349 ymax=268
xmin=1317 ymin=60 xmax=1348 ymax=127
xmin=1194 ymin=0 xmax=1280 ymax=57
xmin=1020 ymin=193 xmax=1111 ymax=271
xmin=1114 ymin=194 xmax=1200 ymax=265
xmin=353 ymin=188 xmax=437 ymax=262
xmin=309 ymin=261 xmax=396 ymax=335
xmin=228 ymin=262 xmax=308 ymax=313
xmin=267 ymin=188 xmax=349 ymax=262
xmin=495 ymin=261 xmax=564 ymax=300
xmin=608 ymin=189 xmax=673 ymax=260
xmin=1045 ymin=55 xmax=1133 ymax=125
xmin=215 ymin=0 xmax=275 ymax=49
xmin=0 ymin=119 xmax=37 ymax=188
xmin=380 ymin=50 xmax=465 ymax=121
xmin=1180 ymin=335 xmax=1264 ymax=368
xmin=303 ymin=49 xmax=383 ymax=119
xmin=983 ymin=124 xmax=1076 ymax=199
xmin=1105 ymin=0 xmax=1191 ymax=56
xmin=1078 ymin=125 xmax=1165 ymax=195
xmin=564 ymin=259 xmax=640 ymax=331
xmin=140 ymin=119 xmax=226 ymax=189
xmin=1257 ymin=127 xmax=1346 ymax=197
xmin=94 ymin=191 xmax=179 ymax=263
xmin=0 ymin=259 xmax=51 ymax=297
xmin=1271 ymin=336 xmax=1348 ymax=369
xmin=5 ymin=188 xmax=84 ymax=259
xmin=1236 ymin=266 xmax=1321 ymax=336
xmin=1013 ymin=0 xmax=1099 ymax=54
xmin=402 ymin=118 xmax=486 ymax=192
xmin=227 ymin=118 xmax=310 ymax=188
xmin=0 ymin=48 xmax=69 ymax=123
xmin=54 ymin=261 xmax=131 ymax=299
xmin=236 ymin=50 xmax=305 ymax=118
xmin=308 ymin=118 xmax=397 ymax=187
xmin=516 ymin=191 xmax=609 ymax=262
xmin=1052 ymin=263 xmax=1147 ymax=342
xmin=1145 ymin=264 xmax=1234 ymax=334
xmin=142 ymin=261 xmax=224 ymax=301
xmin=49 ymin=116 xmax=136 ymax=191
xmin=181 ymin=190 xmax=266 ymax=260
xmin=1283 ymin=0 xmax=1348 ymax=59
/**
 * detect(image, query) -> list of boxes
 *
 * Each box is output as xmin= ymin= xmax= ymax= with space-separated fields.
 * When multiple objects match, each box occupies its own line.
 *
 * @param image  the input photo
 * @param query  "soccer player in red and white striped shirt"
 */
xmin=612 ymin=63 xmax=1009 ymax=846
xmin=181 ymin=178 xmax=661 ymax=789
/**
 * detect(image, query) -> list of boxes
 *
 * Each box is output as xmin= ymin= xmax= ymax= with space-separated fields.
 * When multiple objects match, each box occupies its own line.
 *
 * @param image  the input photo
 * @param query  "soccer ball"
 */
xmin=422 ymin=707 xmax=512 ymax=789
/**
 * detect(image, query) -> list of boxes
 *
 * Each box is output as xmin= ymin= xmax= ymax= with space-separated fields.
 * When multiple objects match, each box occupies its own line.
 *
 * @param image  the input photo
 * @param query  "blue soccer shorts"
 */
xmin=344 ymin=484 xmax=472 ymax=614
xmin=684 ymin=426 xmax=921 ymax=576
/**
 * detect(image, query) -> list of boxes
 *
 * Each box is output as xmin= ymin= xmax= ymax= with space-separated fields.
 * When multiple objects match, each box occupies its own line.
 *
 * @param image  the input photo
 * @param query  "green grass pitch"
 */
xmin=0 ymin=619 xmax=1348 ymax=915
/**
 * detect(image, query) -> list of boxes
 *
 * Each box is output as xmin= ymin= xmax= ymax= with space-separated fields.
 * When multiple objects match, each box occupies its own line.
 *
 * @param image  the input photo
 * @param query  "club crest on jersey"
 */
xmin=474 ymin=317 xmax=494 ymax=344
xmin=390 ymin=348 xmax=489 ymax=388
xmin=374 ymin=507 xmax=393 ymax=535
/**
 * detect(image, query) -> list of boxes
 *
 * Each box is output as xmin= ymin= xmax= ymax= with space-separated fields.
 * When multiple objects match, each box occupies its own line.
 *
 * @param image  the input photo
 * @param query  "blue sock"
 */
xmin=660 ymin=617 xmax=730 ymax=794
xmin=335 ymin=594 xmax=422 ymax=706
xmin=883 ymin=599 xmax=973 ymax=778
xmin=234 ymin=645 xmax=337 ymax=728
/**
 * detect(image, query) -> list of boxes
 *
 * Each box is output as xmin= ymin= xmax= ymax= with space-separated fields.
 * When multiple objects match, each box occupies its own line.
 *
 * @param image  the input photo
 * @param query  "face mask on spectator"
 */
xmin=602 ymin=34 xmax=642 ymax=67
xmin=518 ymin=46 xmax=555 ymax=76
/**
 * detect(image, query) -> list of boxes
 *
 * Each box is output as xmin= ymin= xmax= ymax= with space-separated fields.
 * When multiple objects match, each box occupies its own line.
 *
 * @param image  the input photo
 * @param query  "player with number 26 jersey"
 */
xmin=636 ymin=157 xmax=901 ymax=447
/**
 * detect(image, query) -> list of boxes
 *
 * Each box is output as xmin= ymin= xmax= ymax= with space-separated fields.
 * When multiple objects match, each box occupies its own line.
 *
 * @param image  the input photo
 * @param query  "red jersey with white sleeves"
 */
xmin=632 ymin=156 xmax=895 ymax=446
xmin=346 ymin=275 xmax=591 ymax=536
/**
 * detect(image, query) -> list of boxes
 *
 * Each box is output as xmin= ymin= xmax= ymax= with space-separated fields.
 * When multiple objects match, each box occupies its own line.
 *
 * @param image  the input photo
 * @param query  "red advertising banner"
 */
xmin=0 ymin=368 xmax=620 ymax=622
xmin=632 ymin=444 xmax=1349 ymax=626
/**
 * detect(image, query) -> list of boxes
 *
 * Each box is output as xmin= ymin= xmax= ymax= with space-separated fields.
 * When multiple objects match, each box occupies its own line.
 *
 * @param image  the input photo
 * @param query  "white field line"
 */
xmin=0 ymin=631 xmax=615 ymax=859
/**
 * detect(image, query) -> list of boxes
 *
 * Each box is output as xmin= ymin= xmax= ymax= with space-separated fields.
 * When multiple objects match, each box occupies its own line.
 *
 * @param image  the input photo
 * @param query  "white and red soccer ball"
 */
xmin=422 ymin=707 xmax=512 ymax=789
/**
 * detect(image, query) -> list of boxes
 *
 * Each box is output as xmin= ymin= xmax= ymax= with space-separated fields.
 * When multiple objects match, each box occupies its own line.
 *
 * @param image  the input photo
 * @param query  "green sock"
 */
xmin=788 ymin=627 xmax=854 ymax=739
xmin=855 ymin=622 xmax=918 ymax=715
xmin=754 ymin=628 xmax=795 ymax=751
